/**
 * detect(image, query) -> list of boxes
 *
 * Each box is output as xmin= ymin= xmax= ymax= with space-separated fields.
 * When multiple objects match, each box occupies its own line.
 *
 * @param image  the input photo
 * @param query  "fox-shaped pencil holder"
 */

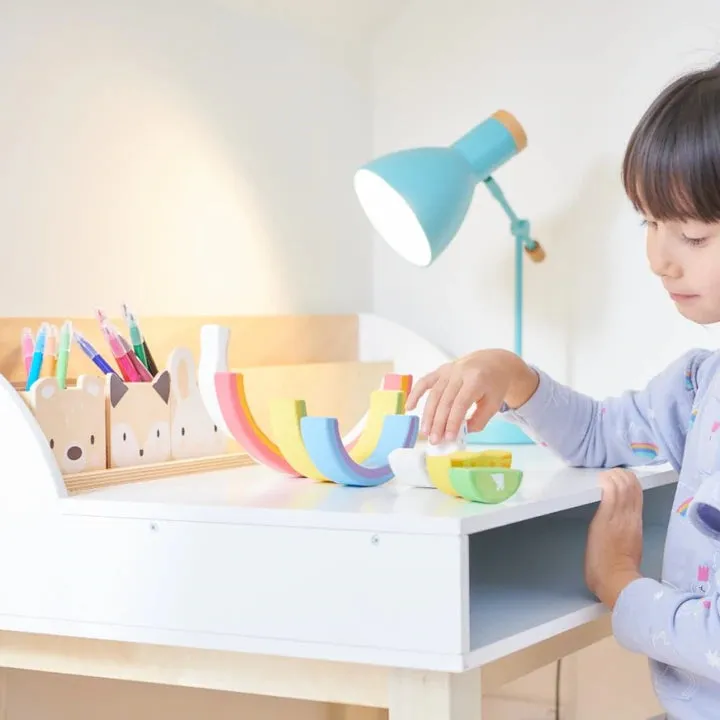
xmin=106 ymin=371 xmax=173 ymax=469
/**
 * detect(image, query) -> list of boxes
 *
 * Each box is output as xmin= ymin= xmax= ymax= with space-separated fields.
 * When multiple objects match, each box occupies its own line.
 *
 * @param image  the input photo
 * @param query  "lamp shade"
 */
xmin=354 ymin=110 xmax=527 ymax=267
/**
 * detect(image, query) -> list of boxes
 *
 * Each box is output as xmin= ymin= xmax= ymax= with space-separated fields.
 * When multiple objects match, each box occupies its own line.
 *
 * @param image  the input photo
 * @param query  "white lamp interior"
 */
xmin=354 ymin=168 xmax=432 ymax=267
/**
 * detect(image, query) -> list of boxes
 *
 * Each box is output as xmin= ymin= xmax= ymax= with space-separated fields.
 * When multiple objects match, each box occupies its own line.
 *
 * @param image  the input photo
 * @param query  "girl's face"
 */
xmin=645 ymin=217 xmax=720 ymax=324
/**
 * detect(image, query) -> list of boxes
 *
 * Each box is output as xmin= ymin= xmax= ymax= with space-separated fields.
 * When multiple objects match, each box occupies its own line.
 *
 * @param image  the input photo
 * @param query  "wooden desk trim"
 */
xmin=0 ymin=618 xmax=610 ymax=708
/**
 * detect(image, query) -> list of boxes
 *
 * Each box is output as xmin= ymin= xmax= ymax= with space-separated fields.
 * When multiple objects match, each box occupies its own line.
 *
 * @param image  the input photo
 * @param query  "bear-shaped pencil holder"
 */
xmin=23 ymin=375 xmax=107 ymax=474
xmin=166 ymin=347 xmax=226 ymax=460
xmin=106 ymin=371 xmax=172 ymax=469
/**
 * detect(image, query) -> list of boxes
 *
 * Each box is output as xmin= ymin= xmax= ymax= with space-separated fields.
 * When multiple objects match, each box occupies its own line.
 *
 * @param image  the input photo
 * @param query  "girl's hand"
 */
xmin=585 ymin=469 xmax=644 ymax=609
xmin=404 ymin=349 xmax=538 ymax=444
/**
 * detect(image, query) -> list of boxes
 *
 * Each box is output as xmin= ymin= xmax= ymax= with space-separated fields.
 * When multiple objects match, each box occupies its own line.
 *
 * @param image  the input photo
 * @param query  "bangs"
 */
xmin=622 ymin=68 xmax=720 ymax=224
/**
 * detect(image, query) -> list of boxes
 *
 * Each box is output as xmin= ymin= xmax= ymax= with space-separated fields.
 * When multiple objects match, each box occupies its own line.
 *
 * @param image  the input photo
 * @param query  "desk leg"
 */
xmin=0 ymin=669 xmax=7 ymax=720
xmin=388 ymin=668 xmax=482 ymax=720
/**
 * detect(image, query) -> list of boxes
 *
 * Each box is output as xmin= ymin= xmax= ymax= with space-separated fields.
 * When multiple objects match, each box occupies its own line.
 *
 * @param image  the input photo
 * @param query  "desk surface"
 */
xmin=62 ymin=445 xmax=678 ymax=535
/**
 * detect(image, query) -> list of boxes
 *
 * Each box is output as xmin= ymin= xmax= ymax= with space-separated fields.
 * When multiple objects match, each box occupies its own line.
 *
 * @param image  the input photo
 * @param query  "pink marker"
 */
xmin=102 ymin=325 xmax=142 ymax=382
xmin=117 ymin=334 xmax=153 ymax=381
xmin=20 ymin=327 xmax=34 ymax=376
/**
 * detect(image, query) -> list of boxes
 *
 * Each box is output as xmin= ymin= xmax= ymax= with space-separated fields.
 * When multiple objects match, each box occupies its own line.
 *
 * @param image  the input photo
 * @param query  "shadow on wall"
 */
xmin=523 ymin=156 xmax=627 ymax=384
xmin=0 ymin=0 xmax=371 ymax=317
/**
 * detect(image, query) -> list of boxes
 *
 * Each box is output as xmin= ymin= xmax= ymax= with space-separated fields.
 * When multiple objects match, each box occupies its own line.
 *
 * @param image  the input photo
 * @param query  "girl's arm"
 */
xmin=499 ymin=349 xmax=712 ymax=469
xmin=611 ymin=477 xmax=720 ymax=683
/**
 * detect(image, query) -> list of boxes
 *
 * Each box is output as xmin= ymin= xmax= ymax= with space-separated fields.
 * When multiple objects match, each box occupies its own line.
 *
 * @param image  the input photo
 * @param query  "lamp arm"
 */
xmin=482 ymin=176 xmax=536 ymax=253
xmin=482 ymin=176 xmax=544 ymax=359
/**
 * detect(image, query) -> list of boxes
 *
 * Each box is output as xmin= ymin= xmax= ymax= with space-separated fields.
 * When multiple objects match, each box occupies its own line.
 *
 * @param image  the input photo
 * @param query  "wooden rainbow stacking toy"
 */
xmin=199 ymin=324 xmax=419 ymax=487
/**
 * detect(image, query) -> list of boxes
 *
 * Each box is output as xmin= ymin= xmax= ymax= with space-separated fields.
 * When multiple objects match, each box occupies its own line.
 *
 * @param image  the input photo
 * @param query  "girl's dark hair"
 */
xmin=622 ymin=62 xmax=720 ymax=223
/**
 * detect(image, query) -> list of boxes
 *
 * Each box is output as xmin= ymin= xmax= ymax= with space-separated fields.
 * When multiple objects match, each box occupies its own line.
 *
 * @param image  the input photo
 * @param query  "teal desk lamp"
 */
xmin=353 ymin=111 xmax=545 ymax=445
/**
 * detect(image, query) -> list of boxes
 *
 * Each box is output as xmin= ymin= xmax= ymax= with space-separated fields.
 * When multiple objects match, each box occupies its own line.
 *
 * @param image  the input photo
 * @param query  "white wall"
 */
xmin=0 ymin=0 xmax=373 ymax=318
xmin=372 ymin=0 xmax=720 ymax=398
xmin=0 ymin=0 xmax=373 ymax=717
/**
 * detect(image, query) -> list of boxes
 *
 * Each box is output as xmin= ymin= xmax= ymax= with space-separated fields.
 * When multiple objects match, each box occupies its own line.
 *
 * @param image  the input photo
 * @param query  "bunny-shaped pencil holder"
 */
xmin=166 ymin=347 xmax=227 ymax=460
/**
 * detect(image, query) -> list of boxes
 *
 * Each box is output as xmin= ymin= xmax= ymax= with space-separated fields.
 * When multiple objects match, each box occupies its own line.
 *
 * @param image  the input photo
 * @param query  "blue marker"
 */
xmin=25 ymin=322 xmax=48 ymax=391
xmin=73 ymin=331 xmax=117 ymax=377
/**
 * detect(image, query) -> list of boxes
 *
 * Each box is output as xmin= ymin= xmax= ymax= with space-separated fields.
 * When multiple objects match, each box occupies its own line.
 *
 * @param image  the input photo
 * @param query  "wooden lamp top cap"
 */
xmin=492 ymin=110 xmax=527 ymax=152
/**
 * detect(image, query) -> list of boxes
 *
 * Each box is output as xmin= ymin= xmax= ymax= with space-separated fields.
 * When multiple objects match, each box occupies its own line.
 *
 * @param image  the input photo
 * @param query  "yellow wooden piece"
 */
xmin=347 ymin=390 xmax=405 ymax=464
xmin=426 ymin=450 xmax=513 ymax=497
xmin=269 ymin=398 xmax=326 ymax=480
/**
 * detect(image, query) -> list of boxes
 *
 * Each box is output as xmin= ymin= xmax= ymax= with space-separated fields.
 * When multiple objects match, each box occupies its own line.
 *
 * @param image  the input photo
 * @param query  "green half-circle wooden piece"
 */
xmin=449 ymin=467 xmax=523 ymax=504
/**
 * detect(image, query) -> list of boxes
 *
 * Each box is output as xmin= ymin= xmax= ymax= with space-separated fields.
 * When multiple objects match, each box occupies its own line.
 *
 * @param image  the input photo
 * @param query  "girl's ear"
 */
xmin=167 ymin=348 xmax=197 ymax=401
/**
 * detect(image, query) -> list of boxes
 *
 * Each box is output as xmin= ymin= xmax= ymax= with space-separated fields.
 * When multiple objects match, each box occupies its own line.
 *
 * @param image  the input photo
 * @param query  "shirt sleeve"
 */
xmin=498 ymin=349 xmax=711 ymax=469
xmin=612 ymin=475 xmax=720 ymax=682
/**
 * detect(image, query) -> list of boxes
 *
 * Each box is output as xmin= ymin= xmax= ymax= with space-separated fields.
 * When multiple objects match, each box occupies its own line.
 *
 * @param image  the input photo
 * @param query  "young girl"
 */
xmin=405 ymin=62 xmax=720 ymax=720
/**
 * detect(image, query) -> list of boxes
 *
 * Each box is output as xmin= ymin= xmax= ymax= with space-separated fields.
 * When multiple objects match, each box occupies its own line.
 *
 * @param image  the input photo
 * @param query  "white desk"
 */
xmin=0 ymin=445 xmax=677 ymax=719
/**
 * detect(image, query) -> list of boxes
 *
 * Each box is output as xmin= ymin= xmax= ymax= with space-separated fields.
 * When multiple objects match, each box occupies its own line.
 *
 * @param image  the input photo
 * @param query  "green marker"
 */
xmin=122 ymin=303 xmax=148 ymax=368
xmin=55 ymin=320 xmax=72 ymax=389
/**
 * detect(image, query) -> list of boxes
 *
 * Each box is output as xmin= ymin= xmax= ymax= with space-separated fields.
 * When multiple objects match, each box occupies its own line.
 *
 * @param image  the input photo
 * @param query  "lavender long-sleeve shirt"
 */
xmin=500 ymin=349 xmax=720 ymax=720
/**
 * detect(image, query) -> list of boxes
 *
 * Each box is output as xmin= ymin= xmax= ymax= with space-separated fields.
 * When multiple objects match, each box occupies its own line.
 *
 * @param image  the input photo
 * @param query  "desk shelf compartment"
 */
xmin=465 ymin=482 xmax=674 ymax=666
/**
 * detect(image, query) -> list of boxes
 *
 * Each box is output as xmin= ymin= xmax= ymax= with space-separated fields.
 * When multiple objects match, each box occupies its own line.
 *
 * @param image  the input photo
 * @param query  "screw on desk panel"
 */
xmin=150 ymin=523 xmax=158 ymax=532
xmin=371 ymin=535 xmax=379 ymax=545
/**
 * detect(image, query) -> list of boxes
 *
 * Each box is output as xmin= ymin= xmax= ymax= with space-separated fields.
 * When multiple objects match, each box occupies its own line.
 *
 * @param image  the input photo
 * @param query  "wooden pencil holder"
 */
xmin=106 ymin=372 xmax=173 ymax=469
xmin=14 ymin=345 xmax=247 ymax=492
xmin=166 ymin=347 xmax=227 ymax=461
xmin=105 ymin=348 xmax=227 ymax=468
xmin=21 ymin=375 xmax=108 ymax=475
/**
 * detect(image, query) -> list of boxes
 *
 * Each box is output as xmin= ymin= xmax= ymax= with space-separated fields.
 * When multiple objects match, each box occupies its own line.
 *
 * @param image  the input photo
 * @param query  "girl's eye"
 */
xmin=682 ymin=234 xmax=708 ymax=246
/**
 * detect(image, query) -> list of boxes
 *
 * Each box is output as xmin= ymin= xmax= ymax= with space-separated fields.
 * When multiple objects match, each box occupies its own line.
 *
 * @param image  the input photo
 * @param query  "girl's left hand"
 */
xmin=585 ymin=468 xmax=644 ymax=609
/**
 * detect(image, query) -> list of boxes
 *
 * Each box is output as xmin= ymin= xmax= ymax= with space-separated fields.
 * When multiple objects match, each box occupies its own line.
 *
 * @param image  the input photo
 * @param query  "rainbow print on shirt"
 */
xmin=630 ymin=441 xmax=659 ymax=461
xmin=677 ymin=497 xmax=693 ymax=516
